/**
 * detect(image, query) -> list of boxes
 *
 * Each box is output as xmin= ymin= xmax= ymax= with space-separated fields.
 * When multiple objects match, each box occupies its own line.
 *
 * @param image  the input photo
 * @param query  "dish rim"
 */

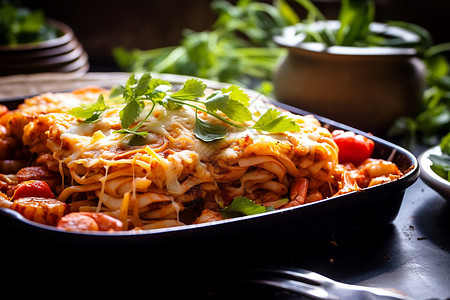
xmin=419 ymin=145 xmax=450 ymax=200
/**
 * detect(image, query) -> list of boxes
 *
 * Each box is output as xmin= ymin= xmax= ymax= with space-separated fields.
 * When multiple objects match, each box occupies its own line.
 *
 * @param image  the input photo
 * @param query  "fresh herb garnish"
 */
xmin=204 ymin=86 xmax=252 ymax=123
xmin=219 ymin=196 xmax=272 ymax=218
xmin=169 ymin=78 xmax=206 ymax=100
xmin=219 ymin=196 xmax=289 ymax=218
xmin=68 ymin=94 xmax=110 ymax=123
xmin=68 ymin=73 xmax=301 ymax=142
xmin=251 ymin=108 xmax=300 ymax=132
xmin=193 ymin=111 xmax=228 ymax=142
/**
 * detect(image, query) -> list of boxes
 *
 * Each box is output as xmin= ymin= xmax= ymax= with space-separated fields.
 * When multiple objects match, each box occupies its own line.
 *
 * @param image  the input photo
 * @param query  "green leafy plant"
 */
xmin=388 ymin=42 xmax=450 ymax=146
xmin=0 ymin=2 xmax=60 ymax=46
xmin=290 ymin=0 xmax=429 ymax=49
xmin=113 ymin=0 xmax=307 ymax=94
xmin=112 ymin=0 xmax=425 ymax=87
xmin=68 ymin=73 xmax=300 ymax=143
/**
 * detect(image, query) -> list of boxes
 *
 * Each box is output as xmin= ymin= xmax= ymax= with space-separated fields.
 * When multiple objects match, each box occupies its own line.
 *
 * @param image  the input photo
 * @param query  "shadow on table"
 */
xmin=411 ymin=193 xmax=450 ymax=252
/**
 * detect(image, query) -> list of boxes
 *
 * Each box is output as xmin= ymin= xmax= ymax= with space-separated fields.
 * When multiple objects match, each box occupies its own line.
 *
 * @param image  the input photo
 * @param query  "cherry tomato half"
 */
xmin=11 ymin=180 xmax=55 ymax=201
xmin=332 ymin=130 xmax=375 ymax=166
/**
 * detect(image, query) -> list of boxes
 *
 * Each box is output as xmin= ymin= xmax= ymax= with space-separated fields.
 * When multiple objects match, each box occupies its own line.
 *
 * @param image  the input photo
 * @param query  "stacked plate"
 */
xmin=0 ymin=20 xmax=89 ymax=76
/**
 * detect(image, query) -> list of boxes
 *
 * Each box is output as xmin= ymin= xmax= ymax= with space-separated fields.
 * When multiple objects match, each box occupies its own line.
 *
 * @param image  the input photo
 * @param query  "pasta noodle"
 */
xmin=0 ymin=82 xmax=404 ymax=232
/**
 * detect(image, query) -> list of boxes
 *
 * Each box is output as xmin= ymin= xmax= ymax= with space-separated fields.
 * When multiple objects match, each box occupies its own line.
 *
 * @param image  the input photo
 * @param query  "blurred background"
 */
xmin=19 ymin=0 xmax=450 ymax=72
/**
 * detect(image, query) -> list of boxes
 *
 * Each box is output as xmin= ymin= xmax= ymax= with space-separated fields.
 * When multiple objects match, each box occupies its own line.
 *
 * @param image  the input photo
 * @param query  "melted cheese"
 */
xmin=7 ymin=87 xmax=343 ymax=231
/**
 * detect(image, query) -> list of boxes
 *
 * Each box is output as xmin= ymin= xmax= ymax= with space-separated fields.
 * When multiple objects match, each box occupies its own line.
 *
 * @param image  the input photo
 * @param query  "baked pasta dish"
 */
xmin=0 ymin=73 xmax=404 ymax=232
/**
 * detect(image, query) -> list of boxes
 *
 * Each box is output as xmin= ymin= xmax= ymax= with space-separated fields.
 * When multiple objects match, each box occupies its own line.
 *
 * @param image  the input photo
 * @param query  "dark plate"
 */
xmin=0 ymin=77 xmax=419 ymax=248
xmin=0 ymin=39 xmax=79 ymax=63
xmin=0 ymin=45 xmax=87 ymax=76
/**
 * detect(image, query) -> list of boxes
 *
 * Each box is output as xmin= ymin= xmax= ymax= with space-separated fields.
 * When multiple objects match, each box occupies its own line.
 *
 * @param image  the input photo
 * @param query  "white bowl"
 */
xmin=419 ymin=145 xmax=450 ymax=201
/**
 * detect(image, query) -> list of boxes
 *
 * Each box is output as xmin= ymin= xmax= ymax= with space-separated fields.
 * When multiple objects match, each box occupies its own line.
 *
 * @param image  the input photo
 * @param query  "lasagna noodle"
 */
xmin=3 ymin=88 xmax=340 ymax=230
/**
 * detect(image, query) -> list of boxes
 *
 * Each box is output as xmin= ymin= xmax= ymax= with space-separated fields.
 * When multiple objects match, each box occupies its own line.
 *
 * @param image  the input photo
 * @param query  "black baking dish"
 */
xmin=0 ymin=77 xmax=419 ymax=248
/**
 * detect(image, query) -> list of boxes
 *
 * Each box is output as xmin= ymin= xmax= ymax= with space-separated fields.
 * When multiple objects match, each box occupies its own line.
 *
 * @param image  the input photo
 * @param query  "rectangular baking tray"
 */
xmin=0 ymin=79 xmax=419 ymax=248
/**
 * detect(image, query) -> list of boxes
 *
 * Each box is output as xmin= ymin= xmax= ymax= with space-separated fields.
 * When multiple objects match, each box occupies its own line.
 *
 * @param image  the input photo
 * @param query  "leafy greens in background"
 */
xmin=113 ymin=0 xmax=450 ymax=144
xmin=389 ymin=42 xmax=450 ymax=147
xmin=0 ymin=2 xmax=59 ymax=46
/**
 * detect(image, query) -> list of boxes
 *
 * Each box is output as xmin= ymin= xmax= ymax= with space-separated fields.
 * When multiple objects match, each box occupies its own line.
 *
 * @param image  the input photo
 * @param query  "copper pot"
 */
xmin=273 ymin=21 xmax=426 ymax=135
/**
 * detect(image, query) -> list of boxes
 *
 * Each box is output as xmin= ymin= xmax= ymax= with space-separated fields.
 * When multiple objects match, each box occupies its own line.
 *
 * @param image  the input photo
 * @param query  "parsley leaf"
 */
xmin=120 ymin=99 xmax=144 ymax=129
xmin=219 ymin=196 xmax=268 ymax=218
xmin=221 ymin=85 xmax=250 ymax=106
xmin=68 ymin=94 xmax=109 ymax=123
xmin=205 ymin=87 xmax=252 ymax=123
xmin=134 ymin=72 xmax=153 ymax=97
xmin=170 ymin=78 xmax=206 ymax=100
xmin=194 ymin=112 xmax=228 ymax=142
xmin=123 ymin=73 xmax=138 ymax=100
xmin=109 ymin=85 xmax=125 ymax=99
xmin=148 ymin=80 xmax=171 ymax=101
xmin=251 ymin=108 xmax=300 ymax=132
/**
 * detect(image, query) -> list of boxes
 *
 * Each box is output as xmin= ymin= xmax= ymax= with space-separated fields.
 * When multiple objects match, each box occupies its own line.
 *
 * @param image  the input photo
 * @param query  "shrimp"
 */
xmin=10 ymin=197 xmax=67 ymax=226
xmin=57 ymin=212 xmax=123 ymax=232
xmin=357 ymin=158 xmax=403 ymax=187
xmin=194 ymin=209 xmax=224 ymax=224
xmin=284 ymin=177 xmax=308 ymax=208
xmin=334 ymin=158 xmax=403 ymax=195
xmin=305 ymin=190 xmax=323 ymax=203
xmin=334 ymin=163 xmax=364 ymax=196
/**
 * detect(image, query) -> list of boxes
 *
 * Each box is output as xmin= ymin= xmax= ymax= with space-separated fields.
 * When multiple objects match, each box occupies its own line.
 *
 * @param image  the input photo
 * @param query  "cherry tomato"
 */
xmin=332 ymin=130 xmax=375 ymax=166
xmin=11 ymin=180 xmax=55 ymax=200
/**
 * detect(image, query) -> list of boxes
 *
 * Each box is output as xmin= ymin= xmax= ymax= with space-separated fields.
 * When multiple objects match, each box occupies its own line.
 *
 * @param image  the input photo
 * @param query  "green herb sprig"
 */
xmin=219 ymin=196 xmax=289 ymax=218
xmin=68 ymin=73 xmax=300 ymax=142
xmin=219 ymin=196 xmax=273 ymax=218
